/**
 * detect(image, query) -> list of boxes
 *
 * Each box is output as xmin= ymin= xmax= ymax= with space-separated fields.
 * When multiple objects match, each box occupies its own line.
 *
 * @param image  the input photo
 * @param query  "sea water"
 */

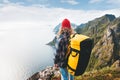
xmin=0 ymin=26 xmax=55 ymax=80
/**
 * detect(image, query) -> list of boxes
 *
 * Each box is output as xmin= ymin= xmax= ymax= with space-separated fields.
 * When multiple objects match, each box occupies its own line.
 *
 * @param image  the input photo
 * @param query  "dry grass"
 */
xmin=75 ymin=67 xmax=120 ymax=80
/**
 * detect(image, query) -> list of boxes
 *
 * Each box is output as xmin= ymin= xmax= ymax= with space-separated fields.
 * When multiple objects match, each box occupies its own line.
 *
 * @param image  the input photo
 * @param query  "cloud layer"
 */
xmin=0 ymin=3 xmax=120 ymax=30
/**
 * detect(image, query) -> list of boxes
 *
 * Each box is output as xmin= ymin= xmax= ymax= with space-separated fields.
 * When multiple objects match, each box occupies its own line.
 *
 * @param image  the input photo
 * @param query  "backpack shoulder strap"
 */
xmin=71 ymin=33 xmax=77 ymax=38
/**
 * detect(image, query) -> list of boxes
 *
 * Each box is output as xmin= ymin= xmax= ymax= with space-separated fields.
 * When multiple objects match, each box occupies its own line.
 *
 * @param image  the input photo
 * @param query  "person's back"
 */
xmin=54 ymin=18 xmax=74 ymax=80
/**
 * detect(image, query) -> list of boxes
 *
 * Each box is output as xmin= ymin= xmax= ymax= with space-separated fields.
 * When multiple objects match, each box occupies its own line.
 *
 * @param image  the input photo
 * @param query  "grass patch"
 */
xmin=75 ymin=67 xmax=120 ymax=80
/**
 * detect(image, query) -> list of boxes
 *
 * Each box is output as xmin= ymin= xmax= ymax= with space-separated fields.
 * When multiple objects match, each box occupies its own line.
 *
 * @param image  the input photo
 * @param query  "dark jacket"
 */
xmin=54 ymin=32 xmax=70 ymax=68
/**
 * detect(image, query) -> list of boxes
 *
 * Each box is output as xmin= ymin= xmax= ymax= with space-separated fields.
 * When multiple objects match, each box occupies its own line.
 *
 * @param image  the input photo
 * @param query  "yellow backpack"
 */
xmin=67 ymin=34 xmax=93 ymax=76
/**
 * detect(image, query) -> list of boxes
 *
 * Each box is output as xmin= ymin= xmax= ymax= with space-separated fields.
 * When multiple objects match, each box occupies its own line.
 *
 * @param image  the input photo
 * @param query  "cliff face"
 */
xmin=87 ymin=17 xmax=120 ymax=70
xmin=76 ymin=14 xmax=116 ymax=44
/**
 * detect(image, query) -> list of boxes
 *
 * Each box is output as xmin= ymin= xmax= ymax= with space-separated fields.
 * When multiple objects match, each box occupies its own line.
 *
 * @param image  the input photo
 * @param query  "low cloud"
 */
xmin=0 ymin=4 xmax=120 ymax=30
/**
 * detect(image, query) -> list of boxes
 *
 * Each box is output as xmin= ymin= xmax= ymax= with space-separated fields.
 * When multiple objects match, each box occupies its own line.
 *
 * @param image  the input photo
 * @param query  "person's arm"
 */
xmin=54 ymin=36 xmax=63 ymax=67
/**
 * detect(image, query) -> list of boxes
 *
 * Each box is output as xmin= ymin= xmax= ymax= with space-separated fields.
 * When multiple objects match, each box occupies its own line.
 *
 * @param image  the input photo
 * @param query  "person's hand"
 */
xmin=54 ymin=64 xmax=59 ymax=70
xmin=54 ymin=64 xmax=58 ymax=68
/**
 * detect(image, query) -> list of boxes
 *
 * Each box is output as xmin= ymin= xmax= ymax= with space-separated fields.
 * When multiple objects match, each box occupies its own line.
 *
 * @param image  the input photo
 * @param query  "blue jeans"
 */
xmin=60 ymin=68 xmax=74 ymax=80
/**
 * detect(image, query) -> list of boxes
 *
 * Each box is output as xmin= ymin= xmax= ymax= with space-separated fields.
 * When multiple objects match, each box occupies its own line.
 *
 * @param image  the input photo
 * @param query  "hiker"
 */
xmin=54 ymin=18 xmax=75 ymax=80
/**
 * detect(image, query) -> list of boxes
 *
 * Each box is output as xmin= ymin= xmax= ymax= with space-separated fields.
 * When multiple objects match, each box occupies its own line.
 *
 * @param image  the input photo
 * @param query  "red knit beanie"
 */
xmin=61 ymin=18 xmax=71 ymax=29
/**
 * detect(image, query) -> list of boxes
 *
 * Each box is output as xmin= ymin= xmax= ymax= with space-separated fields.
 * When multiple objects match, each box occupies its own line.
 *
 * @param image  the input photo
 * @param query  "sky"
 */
xmin=0 ymin=0 xmax=120 ymax=29
xmin=0 ymin=0 xmax=120 ymax=10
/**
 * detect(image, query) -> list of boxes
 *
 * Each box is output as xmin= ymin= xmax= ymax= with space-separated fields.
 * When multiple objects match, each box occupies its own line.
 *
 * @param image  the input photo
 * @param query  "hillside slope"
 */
xmin=86 ymin=16 xmax=120 ymax=70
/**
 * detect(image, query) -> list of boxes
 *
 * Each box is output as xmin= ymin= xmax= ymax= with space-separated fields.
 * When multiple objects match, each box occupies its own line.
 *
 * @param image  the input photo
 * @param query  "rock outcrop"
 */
xmin=27 ymin=66 xmax=61 ymax=80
